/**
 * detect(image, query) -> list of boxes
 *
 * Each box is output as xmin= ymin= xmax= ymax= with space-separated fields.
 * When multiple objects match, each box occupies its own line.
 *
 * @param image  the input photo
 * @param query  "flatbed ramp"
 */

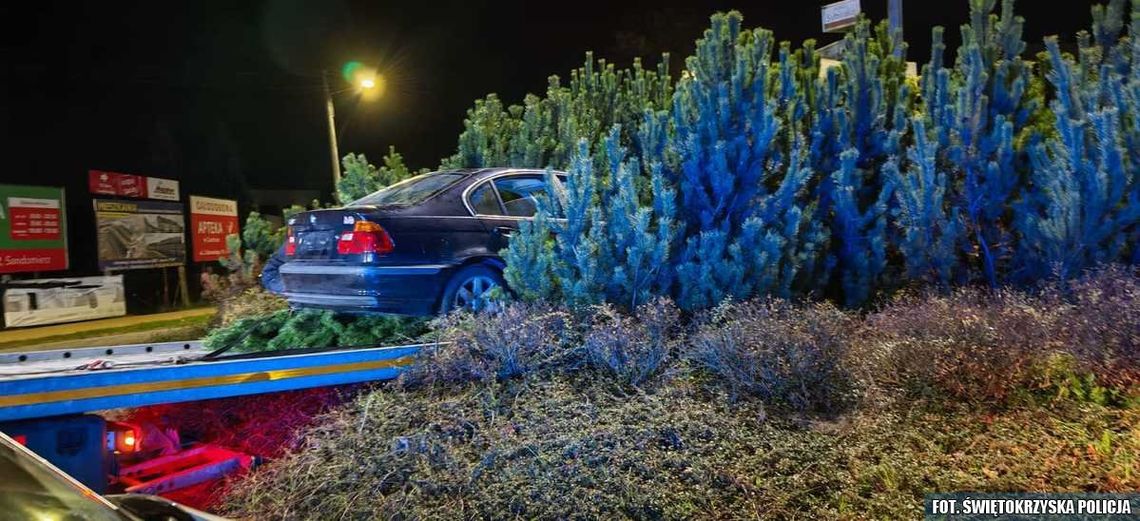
xmin=0 ymin=340 xmax=425 ymax=422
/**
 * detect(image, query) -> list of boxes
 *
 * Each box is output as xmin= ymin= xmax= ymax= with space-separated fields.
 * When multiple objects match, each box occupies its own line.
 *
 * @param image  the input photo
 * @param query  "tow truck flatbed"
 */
xmin=0 ymin=340 xmax=424 ymax=422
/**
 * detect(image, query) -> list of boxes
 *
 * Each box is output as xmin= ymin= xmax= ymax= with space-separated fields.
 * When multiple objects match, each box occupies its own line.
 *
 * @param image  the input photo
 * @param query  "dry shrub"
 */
xmin=858 ymin=266 xmax=1140 ymax=406
xmin=582 ymin=298 xmax=681 ymax=387
xmin=213 ymin=287 xmax=288 ymax=327
xmin=859 ymin=287 xmax=1059 ymax=404
xmin=685 ymin=299 xmax=857 ymax=413
xmin=405 ymin=299 xmax=683 ymax=390
xmin=1053 ymin=265 xmax=1140 ymax=393
xmin=400 ymin=303 xmax=576 ymax=388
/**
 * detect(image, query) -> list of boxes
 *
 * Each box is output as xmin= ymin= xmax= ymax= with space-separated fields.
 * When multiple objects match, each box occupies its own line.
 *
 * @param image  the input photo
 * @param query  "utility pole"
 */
xmin=888 ymin=0 xmax=903 ymax=57
xmin=322 ymin=70 xmax=342 ymax=187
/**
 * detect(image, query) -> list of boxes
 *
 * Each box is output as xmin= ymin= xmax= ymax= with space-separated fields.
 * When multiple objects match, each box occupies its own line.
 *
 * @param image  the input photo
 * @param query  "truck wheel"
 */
xmin=439 ymin=264 xmax=505 ymax=314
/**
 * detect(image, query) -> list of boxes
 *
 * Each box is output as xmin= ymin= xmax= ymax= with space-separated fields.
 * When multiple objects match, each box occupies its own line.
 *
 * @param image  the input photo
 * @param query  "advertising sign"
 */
xmin=146 ymin=177 xmax=181 ymax=201
xmin=822 ymin=0 xmax=861 ymax=32
xmin=2 ymin=275 xmax=126 ymax=328
xmin=94 ymin=199 xmax=186 ymax=270
xmin=189 ymin=196 xmax=239 ymax=262
xmin=89 ymin=170 xmax=180 ymax=201
xmin=0 ymin=184 xmax=68 ymax=274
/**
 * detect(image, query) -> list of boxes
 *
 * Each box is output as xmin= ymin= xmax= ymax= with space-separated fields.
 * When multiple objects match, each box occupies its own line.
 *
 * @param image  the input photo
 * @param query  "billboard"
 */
xmin=189 ymin=196 xmax=239 ymax=262
xmin=0 ymin=184 xmax=68 ymax=274
xmin=2 ymin=275 xmax=126 ymax=328
xmin=822 ymin=0 xmax=861 ymax=33
xmin=89 ymin=170 xmax=180 ymax=201
xmin=94 ymin=199 xmax=186 ymax=270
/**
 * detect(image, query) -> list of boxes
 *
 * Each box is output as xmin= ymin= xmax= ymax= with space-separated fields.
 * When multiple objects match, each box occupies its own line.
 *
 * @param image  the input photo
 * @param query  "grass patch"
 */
xmin=223 ymin=374 xmax=1140 ymax=520
xmin=0 ymin=312 xmax=215 ymax=351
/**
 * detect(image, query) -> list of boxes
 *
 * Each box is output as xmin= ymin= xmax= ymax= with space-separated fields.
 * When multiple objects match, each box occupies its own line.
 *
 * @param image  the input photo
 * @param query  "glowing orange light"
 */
xmin=123 ymin=434 xmax=136 ymax=447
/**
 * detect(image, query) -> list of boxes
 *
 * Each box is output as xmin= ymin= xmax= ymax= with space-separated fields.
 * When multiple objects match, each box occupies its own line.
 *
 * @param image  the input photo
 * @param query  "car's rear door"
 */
xmin=467 ymin=173 xmax=558 ymax=253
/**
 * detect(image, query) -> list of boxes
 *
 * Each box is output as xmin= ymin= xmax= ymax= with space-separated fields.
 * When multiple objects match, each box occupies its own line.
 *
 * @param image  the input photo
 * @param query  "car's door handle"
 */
xmin=494 ymin=226 xmax=515 ymax=238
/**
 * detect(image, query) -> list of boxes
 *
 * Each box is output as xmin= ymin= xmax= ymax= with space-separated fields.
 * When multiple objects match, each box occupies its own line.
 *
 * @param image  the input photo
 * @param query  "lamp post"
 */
xmin=888 ymin=0 xmax=903 ymax=56
xmin=322 ymin=70 xmax=342 ymax=186
xmin=322 ymin=68 xmax=380 ymax=189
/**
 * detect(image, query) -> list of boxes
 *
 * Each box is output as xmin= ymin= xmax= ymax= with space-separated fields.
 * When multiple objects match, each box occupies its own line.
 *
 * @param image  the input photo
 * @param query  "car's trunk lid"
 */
xmin=287 ymin=209 xmax=368 ymax=260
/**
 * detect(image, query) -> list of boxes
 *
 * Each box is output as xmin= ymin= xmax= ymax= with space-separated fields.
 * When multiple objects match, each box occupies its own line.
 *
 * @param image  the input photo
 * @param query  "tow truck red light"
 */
xmin=12 ymin=434 xmax=26 ymax=445
xmin=107 ymin=421 xmax=141 ymax=454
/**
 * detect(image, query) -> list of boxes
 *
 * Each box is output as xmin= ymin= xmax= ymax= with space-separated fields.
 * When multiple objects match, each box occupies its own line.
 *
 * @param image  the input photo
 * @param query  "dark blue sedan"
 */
xmin=270 ymin=168 xmax=565 ymax=315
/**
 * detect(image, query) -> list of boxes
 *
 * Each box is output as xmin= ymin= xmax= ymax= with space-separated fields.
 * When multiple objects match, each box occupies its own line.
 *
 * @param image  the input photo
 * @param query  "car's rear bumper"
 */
xmin=279 ymin=263 xmax=450 ymax=315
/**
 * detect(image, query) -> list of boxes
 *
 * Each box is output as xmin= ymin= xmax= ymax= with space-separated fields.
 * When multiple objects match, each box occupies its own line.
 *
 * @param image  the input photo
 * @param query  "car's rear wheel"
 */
xmin=439 ymin=264 xmax=506 ymax=314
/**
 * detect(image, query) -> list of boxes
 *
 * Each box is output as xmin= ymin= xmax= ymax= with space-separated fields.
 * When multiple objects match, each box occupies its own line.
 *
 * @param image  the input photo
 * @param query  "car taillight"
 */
xmin=338 ymin=221 xmax=394 ymax=255
xmin=285 ymin=227 xmax=297 ymax=256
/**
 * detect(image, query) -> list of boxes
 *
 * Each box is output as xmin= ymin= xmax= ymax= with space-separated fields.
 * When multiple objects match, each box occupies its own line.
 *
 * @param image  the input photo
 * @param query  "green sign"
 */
xmin=0 ymin=184 xmax=68 ymax=274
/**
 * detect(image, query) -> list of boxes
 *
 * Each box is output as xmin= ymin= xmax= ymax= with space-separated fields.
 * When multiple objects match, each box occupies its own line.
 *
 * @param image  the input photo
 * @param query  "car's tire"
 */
xmin=438 ymin=264 xmax=506 ymax=314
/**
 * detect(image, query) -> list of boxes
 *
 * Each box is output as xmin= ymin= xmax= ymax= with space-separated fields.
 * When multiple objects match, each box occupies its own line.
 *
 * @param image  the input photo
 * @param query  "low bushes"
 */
xmin=860 ymin=266 xmax=1140 ymax=407
xmin=1057 ymin=266 xmax=1140 ymax=393
xmin=687 ymin=299 xmax=856 ymax=412
xmin=401 ymin=303 xmax=576 ymax=387
xmin=406 ymin=266 xmax=1139 ymax=411
xmin=858 ymin=287 xmax=1060 ymax=405
xmin=581 ymin=299 xmax=680 ymax=387
xmin=203 ymin=266 xmax=1139 ymax=409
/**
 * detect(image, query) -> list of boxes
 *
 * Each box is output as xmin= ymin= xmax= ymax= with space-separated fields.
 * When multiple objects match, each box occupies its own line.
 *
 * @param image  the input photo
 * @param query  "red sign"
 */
xmin=0 ymin=248 xmax=68 ymax=273
xmin=90 ymin=170 xmax=142 ymax=197
xmin=88 ymin=170 xmax=179 ymax=200
xmin=189 ymin=196 xmax=239 ymax=262
xmin=8 ymin=198 xmax=61 ymax=241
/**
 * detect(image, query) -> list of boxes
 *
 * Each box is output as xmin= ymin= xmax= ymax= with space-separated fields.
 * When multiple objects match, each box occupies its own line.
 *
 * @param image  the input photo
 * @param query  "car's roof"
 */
xmin=441 ymin=167 xmax=564 ymax=180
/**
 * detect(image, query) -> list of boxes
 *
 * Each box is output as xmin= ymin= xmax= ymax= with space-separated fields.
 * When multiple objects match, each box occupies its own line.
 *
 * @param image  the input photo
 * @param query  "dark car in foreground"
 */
xmin=1 ymin=432 xmax=227 ymax=521
xmin=274 ymin=168 xmax=565 ymax=315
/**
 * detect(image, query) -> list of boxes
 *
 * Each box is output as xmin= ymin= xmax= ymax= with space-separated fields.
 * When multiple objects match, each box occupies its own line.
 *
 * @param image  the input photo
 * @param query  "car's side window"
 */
xmin=493 ymin=176 xmax=548 ymax=217
xmin=468 ymin=182 xmax=503 ymax=215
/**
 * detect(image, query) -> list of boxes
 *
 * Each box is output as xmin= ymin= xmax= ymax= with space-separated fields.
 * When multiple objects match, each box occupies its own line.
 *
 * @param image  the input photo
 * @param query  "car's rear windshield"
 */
xmin=350 ymin=172 xmax=465 ymax=207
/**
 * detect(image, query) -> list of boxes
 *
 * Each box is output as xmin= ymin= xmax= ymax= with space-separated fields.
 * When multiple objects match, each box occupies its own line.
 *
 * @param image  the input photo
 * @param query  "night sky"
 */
xmin=2 ymin=1 xmax=1099 ymax=193
xmin=0 ymin=0 xmax=1101 ymax=278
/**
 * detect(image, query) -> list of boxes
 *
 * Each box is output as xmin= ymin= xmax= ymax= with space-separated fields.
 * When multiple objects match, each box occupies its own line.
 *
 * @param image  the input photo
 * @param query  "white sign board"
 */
xmin=147 ymin=177 xmax=181 ymax=201
xmin=822 ymin=0 xmax=861 ymax=33
xmin=3 ymin=275 xmax=126 ymax=328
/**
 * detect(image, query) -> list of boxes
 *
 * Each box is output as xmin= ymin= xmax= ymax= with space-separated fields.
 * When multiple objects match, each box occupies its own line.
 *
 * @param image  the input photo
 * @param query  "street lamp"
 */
xmin=322 ymin=65 xmax=382 ymax=187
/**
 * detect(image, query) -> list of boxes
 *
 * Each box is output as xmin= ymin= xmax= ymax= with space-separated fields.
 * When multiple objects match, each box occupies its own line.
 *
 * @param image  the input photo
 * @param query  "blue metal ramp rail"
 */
xmin=0 ymin=340 xmax=425 ymax=422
